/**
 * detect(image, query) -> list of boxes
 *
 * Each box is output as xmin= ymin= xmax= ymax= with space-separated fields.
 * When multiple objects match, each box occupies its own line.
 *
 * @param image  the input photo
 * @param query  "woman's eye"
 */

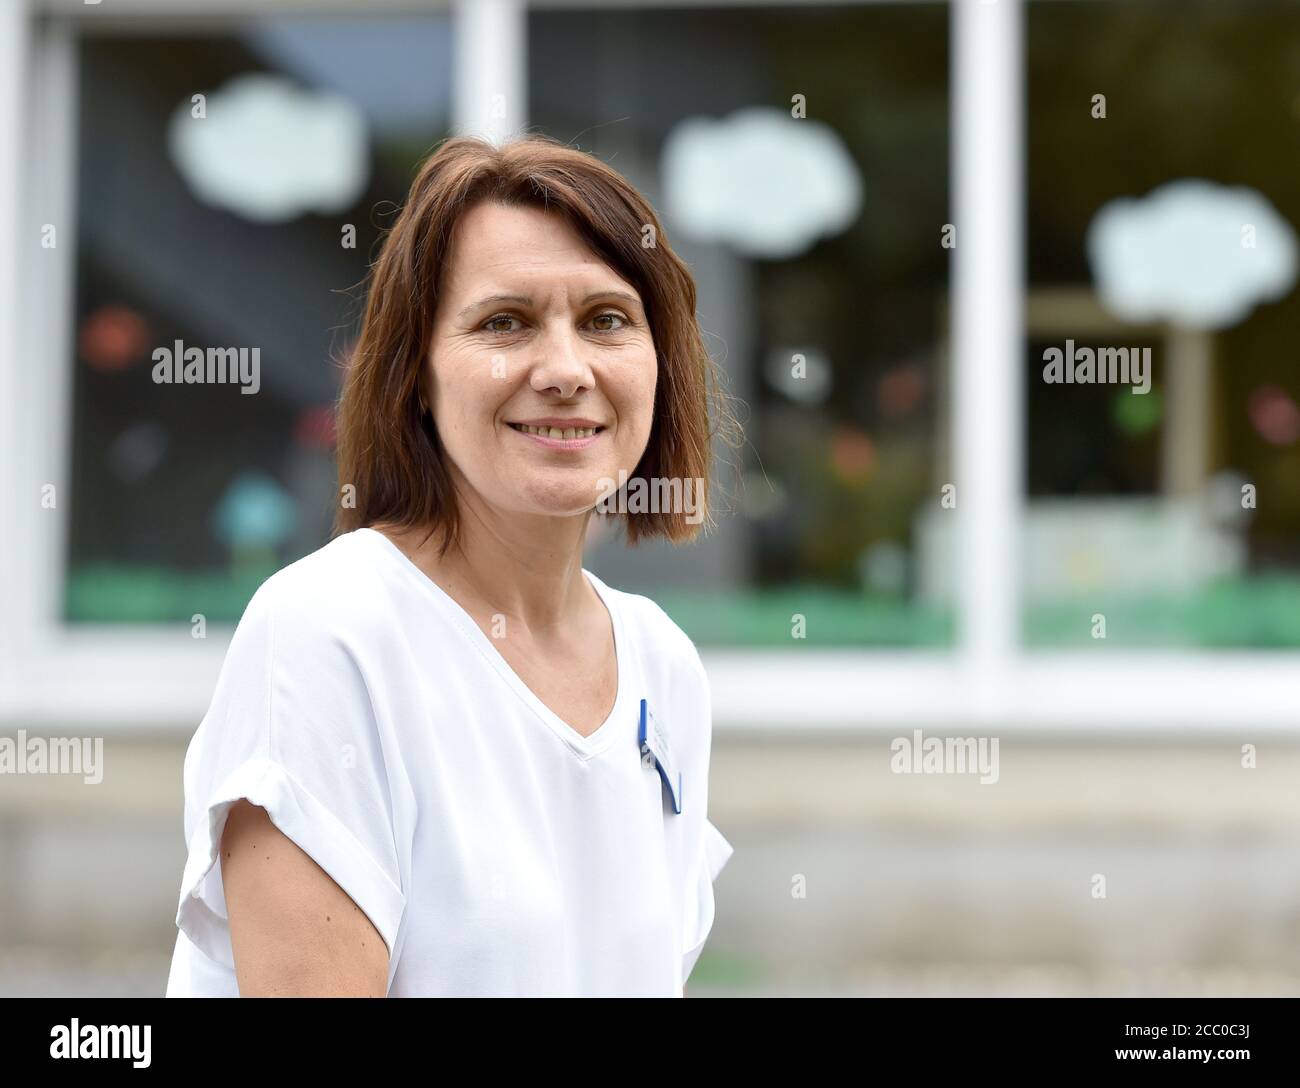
xmin=591 ymin=311 xmax=629 ymax=332
xmin=483 ymin=311 xmax=629 ymax=335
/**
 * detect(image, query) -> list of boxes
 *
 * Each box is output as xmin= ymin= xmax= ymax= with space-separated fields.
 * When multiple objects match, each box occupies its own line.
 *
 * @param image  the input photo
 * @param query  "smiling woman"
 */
xmin=334 ymin=134 xmax=733 ymax=550
xmin=412 ymin=198 xmax=660 ymax=532
xmin=166 ymin=133 xmax=741 ymax=998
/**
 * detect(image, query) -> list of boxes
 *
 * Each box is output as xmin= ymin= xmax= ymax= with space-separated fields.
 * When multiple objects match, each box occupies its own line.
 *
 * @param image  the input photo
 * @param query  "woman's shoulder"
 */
xmin=236 ymin=530 xmax=392 ymax=645
xmin=588 ymin=574 xmax=707 ymax=686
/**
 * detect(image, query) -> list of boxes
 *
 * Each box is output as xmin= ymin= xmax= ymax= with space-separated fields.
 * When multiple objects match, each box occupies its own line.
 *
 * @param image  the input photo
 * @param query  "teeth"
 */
xmin=513 ymin=424 xmax=598 ymax=438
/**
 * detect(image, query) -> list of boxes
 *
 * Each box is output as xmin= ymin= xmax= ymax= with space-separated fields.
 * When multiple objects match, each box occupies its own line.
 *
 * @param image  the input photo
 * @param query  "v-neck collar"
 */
xmin=356 ymin=526 xmax=631 ymax=761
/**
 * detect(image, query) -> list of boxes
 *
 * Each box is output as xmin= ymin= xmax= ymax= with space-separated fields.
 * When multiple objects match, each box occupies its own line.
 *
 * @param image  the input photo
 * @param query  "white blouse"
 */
xmin=165 ymin=526 xmax=733 ymax=996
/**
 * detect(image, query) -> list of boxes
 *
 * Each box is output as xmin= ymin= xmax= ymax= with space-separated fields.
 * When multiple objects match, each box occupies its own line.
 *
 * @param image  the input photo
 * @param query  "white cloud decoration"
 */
xmin=1086 ymin=178 xmax=1297 ymax=330
xmin=661 ymin=107 xmax=863 ymax=259
xmin=167 ymin=73 xmax=369 ymax=223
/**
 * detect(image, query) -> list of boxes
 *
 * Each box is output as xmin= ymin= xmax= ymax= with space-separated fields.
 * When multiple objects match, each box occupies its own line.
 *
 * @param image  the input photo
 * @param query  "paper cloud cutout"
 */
xmin=661 ymin=107 xmax=863 ymax=259
xmin=1086 ymin=178 xmax=1297 ymax=330
xmin=168 ymin=73 xmax=369 ymax=223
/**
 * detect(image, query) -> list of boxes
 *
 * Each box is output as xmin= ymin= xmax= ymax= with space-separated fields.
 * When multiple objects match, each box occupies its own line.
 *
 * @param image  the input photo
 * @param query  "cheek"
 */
xmin=431 ymin=364 xmax=504 ymax=454
xmin=621 ymin=358 xmax=658 ymax=448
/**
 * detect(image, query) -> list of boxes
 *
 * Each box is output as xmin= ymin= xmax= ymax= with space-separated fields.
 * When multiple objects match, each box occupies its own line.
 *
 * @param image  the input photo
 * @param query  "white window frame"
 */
xmin=3 ymin=0 xmax=1297 ymax=735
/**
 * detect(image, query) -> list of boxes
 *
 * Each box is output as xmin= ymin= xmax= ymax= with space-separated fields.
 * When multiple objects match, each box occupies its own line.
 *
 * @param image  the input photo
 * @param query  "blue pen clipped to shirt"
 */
xmin=638 ymin=698 xmax=682 ymax=814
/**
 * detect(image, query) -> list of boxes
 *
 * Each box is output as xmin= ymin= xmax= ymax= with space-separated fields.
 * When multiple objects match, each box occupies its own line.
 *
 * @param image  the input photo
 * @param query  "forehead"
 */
xmin=441 ymin=201 xmax=632 ymax=295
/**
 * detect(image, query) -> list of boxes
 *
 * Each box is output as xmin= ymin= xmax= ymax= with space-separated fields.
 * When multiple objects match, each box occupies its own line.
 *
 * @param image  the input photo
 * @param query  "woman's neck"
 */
xmin=378 ymin=492 xmax=597 ymax=635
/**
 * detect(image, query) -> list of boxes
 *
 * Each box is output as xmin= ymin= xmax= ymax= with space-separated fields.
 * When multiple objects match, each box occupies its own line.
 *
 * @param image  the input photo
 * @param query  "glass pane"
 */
xmin=530 ymin=3 xmax=952 ymax=646
xmin=66 ymin=17 xmax=454 ymax=623
xmin=1025 ymin=0 xmax=1300 ymax=648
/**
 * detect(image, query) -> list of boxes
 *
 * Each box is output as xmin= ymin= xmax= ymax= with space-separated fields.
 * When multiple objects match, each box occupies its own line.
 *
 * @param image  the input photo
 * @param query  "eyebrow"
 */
xmin=456 ymin=290 xmax=643 ymax=321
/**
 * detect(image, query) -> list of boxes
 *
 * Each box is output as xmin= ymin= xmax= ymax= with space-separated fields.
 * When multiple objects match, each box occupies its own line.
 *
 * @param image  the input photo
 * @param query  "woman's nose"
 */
xmin=528 ymin=325 xmax=595 ymax=398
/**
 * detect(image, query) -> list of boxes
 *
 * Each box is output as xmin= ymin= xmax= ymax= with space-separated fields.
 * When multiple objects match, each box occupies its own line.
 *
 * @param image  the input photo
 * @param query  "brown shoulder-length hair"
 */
xmin=332 ymin=132 xmax=739 ymax=551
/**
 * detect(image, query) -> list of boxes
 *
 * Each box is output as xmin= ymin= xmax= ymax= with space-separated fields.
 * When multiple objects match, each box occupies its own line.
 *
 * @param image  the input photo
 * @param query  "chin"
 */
xmin=511 ymin=480 xmax=607 ymax=519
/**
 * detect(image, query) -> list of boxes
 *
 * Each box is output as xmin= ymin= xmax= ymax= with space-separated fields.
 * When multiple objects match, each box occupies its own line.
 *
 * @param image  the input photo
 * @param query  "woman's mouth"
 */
xmin=507 ymin=421 xmax=605 ymax=450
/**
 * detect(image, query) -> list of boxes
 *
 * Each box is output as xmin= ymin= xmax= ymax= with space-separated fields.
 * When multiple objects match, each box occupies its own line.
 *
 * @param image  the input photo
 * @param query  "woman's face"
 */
xmin=426 ymin=201 xmax=658 ymax=525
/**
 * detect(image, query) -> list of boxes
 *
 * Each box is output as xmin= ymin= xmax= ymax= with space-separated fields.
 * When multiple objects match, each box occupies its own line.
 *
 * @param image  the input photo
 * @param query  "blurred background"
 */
xmin=3 ymin=0 xmax=1300 ymax=996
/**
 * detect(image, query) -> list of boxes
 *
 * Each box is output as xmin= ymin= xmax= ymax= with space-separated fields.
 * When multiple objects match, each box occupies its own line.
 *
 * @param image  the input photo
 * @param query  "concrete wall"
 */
xmin=4 ymin=731 xmax=1300 ymax=996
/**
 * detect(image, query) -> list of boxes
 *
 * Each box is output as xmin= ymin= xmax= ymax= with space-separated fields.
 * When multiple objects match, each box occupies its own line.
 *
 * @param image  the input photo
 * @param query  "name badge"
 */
xmin=639 ymin=698 xmax=682 ymax=814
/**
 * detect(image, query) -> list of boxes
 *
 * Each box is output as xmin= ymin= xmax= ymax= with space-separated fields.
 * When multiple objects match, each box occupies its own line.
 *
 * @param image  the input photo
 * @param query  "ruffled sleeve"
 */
xmin=173 ymin=578 xmax=406 ymax=977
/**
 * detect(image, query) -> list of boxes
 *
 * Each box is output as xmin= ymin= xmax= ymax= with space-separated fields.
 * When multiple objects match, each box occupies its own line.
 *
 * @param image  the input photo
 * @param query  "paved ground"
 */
xmin=5 ymin=947 xmax=1299 ymax=998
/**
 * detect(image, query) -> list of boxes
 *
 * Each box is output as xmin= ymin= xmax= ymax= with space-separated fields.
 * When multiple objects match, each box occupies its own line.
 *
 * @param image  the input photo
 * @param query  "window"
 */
xmin=65 ymin=16 xmax=454 ymax=623
xmin=7 ymin=0 xmax=1296 ymax=732
xmin=530 ymin=4 xmax=952 ymax=647
xmin=1025 ymin=0 xmax=1300 ymax=648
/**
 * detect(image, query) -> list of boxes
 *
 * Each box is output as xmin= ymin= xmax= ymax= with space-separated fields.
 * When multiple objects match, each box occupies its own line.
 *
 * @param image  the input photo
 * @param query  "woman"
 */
xmin=165 ymin=133 xmax=740 ymax=997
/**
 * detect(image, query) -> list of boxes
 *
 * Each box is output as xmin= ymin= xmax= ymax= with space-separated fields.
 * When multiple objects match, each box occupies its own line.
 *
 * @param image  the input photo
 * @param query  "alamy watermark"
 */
xmin=50 ymin=1020 xmax=150 ymax=1068
xmin=152 ymin=339 xmax=261 ymax=394
xmin=890 ymin=728 xmax=999 ymax=785
xmin=0 ymin=729 xmax=103 ymax=784
xmin=1042 ymin=340 xmax=1151 ymax=394
xmin=595 ymin=469 xmax=704 ymax=524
